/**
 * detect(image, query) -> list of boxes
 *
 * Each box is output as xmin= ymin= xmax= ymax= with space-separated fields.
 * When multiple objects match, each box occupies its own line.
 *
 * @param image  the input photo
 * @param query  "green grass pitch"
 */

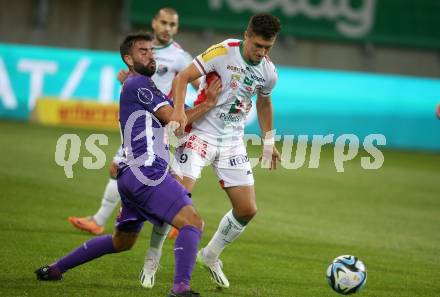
xmin=0 ymin=120 xmax=439 ymax=297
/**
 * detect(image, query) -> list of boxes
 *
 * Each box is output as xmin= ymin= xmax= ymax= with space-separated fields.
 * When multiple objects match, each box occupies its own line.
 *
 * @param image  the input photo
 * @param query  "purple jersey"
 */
xmin=119 ymin=74 xmax=170 ymax=173
xmin=116 ymin=73 xmax=193 ymax=231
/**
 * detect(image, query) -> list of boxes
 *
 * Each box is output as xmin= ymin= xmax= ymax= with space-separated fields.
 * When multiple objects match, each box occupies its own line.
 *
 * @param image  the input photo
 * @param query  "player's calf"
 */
xmin=169 ymin=205 xmax=203 ymax=297
xmin=35 ymin=234 xmax=117 ymax=281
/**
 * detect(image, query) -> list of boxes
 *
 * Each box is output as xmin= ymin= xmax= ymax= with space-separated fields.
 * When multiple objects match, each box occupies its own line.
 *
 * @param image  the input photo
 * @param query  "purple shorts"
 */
xmin=115 ymin=167 xmax=192 ymax=233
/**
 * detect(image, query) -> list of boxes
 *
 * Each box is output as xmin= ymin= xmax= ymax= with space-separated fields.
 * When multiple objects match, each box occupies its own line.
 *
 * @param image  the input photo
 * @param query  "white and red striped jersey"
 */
xmin=191 ymin=39 xmax=277 ymax=146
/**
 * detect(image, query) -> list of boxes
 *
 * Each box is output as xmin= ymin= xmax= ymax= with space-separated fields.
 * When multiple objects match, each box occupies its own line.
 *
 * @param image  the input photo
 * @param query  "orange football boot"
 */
xmin=167 ymin=226 xmax=179 ymax=240
xmin=68 ymin=216 xmax=104 ymax=235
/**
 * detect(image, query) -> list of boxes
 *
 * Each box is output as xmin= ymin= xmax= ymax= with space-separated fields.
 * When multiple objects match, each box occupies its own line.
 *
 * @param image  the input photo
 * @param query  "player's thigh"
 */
xmin=213 ymin=143 xmax=255 ymax=188
xmin=213 ymin=144 xmax=256 ymax=215
xmin=171 ymin=146 xmax=204 ymax=181
xmin=172 ymin=173 xmax=197 ymax=193
xmin=224 ymin=185 xmax=257 ymax=217
xmin=171 ymin=137 xmax=215 ymax=182
xmin=112 ymin=229 xmax=139 ymax=252
xmin=131 ymin=172 xmax=195 ymax=226
xmin=117 ymin=169 xmax=192 ymax=229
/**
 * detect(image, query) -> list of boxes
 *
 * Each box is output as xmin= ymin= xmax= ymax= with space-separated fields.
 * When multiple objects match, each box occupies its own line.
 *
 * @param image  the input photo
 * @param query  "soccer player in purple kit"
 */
xmin=34 ymin=31 xmax=221 ymax=297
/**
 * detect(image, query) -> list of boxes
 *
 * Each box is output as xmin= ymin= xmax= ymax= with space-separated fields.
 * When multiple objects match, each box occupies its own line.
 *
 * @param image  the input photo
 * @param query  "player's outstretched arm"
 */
xmin=154 ymin=105 xmax=175 ymax=125
xmin=185 ymin=77 xmax=221 ymax=124
xmin=171 ymin=63 xmax=203 ymax=134
xmin=154 ymin=77 xmax=221 ymax=126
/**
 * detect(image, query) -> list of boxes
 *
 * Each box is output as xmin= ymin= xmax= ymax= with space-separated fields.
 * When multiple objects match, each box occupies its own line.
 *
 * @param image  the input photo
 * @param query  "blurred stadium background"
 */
xmin=0 ymin=1 xmax=439 ymax=296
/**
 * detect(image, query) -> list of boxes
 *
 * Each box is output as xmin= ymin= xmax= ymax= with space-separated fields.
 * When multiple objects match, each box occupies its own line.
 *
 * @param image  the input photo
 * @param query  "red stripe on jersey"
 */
xmin=206 ymin=71 xmax=221 ymax=85
xmin=193 ymin=89 xmax=207 ymax=107
xmin=219 ymin=179 xmax=225 ymax=189
xmin=189 ymin=71 xmax=220 ymax=132
xmin=227 ymin=41 xmax=241 ymax=47
xmin=192 ymin=88 xmax=207 ymax=135
xmin=193 ymin=71 xmax=220 ymax=106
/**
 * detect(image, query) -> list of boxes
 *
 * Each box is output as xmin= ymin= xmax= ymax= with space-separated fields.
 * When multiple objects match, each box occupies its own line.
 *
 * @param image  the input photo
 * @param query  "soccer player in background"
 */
xmin=68 ymin=7 xmax=200 ymax=289
xmin=168 ymin=13 xmax=282 ymax=288
xmin=35 ymin=31 xmax=221 ymax=297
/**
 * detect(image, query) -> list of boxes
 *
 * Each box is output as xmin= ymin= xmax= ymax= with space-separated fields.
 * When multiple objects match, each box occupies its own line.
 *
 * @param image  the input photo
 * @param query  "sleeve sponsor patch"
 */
xmin=137 ymin=88 xmax=153 ymax=104
xmin=201 ymin=43 xmax=227 ymax=63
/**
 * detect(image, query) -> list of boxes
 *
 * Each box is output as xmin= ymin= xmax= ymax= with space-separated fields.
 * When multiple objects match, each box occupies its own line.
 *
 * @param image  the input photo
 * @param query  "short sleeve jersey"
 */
xmin=152 ymin=41 xmax=192 ymax=97
xmin=118 ymin=74 xmax=171 ymax=171
xmin=114 ymin=41 xmax=191 ymax=166
xmin=192 ymin=39 xmax=277 ymax=145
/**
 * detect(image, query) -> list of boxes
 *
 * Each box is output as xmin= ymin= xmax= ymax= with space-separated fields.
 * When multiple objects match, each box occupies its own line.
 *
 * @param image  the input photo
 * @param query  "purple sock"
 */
xmin=53 ymin=234 xmax=116 ymax=273
xmin=172 ymin=225 xmax=202 ymax=293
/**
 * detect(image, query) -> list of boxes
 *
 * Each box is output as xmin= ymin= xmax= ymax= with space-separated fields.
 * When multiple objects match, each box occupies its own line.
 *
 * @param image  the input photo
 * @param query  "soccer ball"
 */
xmin=326 ymin=255 xmax=367 ymax=295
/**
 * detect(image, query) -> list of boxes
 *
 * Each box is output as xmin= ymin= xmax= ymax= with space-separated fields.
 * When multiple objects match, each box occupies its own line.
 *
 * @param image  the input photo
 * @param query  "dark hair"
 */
xmin=119 ymin=31 xmax=153 ymax=66
xmin=154 ymin=7 xmax=178 ymax=19
xmin=247 ymin=13 xmax=281 ymax=39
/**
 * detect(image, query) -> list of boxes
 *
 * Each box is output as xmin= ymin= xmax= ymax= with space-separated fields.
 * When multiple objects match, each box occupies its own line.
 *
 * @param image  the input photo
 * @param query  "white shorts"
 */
xmin=171 ymin=133 xmax=254 ymax=188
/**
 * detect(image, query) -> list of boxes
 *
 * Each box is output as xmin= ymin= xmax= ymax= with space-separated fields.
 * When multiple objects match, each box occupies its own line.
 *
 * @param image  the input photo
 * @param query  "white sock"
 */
xmin=146 ymin=224 xmax=171 ymax=261
xmin=93 ymin=179 xmax=120 ymax=226
xmin=204 ymin=209 xmax=246 ymax=262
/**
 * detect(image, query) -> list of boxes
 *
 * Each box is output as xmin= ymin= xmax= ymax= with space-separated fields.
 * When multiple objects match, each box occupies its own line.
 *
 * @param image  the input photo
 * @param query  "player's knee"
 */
xmin=112 ymin=232 xmax=137 ymax=252
xmin=112 ymin=238 xmax=135 ymax=252
xmin=235 ymin=205 xmax=257 ymax=221
xmin=173 ymin=205 xmax=204 ymax=231
xmin=186 ymin=211 xmax=204 ymax=231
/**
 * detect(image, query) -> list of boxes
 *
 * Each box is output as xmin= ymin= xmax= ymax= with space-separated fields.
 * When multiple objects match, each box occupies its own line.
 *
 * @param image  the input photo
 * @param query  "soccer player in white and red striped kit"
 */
xmin=169 ymin=13 xmax=282 ymax=288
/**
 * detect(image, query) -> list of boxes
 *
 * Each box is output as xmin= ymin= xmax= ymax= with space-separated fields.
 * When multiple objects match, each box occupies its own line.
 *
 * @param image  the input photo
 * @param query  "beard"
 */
xmin=133 ymin=60 xmax=156 ymax=77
